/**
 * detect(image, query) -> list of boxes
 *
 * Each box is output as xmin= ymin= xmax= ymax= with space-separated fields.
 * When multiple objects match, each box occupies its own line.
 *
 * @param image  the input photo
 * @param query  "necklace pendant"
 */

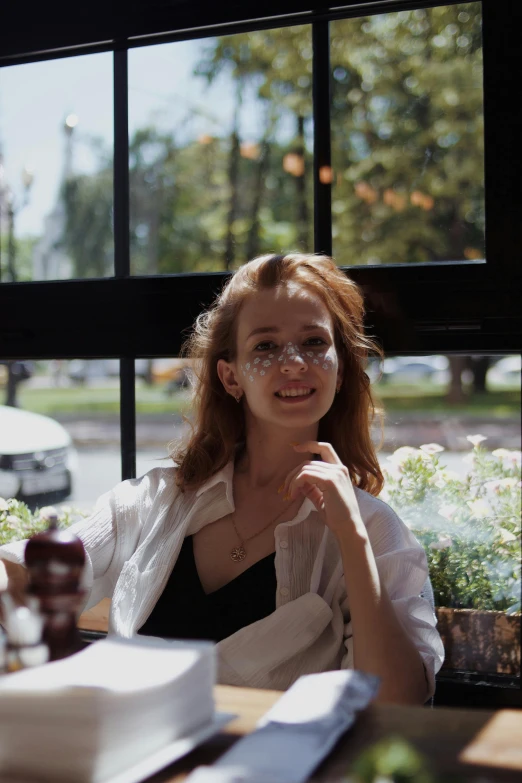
xmin=230 ymin=546 xmax=247 ymax=562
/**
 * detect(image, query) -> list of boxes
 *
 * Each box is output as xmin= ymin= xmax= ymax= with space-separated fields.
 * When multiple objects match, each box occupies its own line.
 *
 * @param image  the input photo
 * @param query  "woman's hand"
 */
xmin=281 ymin=441 xmax=366 ymax=542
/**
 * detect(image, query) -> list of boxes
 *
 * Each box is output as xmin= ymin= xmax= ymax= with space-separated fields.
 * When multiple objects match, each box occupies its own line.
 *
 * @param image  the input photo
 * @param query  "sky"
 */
xmin=0 ymin=38 xmax=281 ymax=237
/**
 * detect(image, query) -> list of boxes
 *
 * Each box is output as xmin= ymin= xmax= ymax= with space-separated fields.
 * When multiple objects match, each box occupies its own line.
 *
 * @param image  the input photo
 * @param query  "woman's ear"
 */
xmin=217 ymin=359 xmax=243 ymax=402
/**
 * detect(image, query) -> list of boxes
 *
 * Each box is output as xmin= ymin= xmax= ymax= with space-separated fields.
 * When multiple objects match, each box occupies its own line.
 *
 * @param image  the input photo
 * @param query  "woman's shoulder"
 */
xmin=353 ymin=485 xmax=400 ymax=523
xmin=353 ymin=486 xmax=414 ymax=551
xmin=106 ymin=464 xmax=181 ymax=508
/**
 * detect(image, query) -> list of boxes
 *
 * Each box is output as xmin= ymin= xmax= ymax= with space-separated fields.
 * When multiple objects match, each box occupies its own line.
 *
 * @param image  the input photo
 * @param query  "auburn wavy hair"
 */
xmin=171 ymin=253 xmax=384 ymax=496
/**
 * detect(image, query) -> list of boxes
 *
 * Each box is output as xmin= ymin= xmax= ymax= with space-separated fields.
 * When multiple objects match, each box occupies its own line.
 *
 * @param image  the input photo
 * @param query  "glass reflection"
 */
xmin=0 ymin=53 xmax=114 ymax=281
xmin=128 ymin=26 xmax=313 ymax=274
xmin=330 ymin=2 xmax=484 ymax=265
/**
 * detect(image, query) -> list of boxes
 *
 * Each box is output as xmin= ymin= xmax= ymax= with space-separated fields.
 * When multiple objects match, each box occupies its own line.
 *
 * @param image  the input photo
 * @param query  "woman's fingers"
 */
xmin=286 ymin=463 xmax=342 ymax=502
xmin=292 ymin=441 xmax=342 ymax=465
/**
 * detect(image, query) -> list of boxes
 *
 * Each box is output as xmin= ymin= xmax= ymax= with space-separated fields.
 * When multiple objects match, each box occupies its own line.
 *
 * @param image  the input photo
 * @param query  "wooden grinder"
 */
xmin=24 ymin=512 xmax=86 ymax=661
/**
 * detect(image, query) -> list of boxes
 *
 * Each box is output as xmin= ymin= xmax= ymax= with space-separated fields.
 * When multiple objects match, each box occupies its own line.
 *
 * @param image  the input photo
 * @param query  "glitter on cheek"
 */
xmin=260 ymin=370 xmax=265 ymax=375
xmin=253 ymin=358 xmax=260 ymax=364
xmin=249 ymin=375 xmax=254 ymax=382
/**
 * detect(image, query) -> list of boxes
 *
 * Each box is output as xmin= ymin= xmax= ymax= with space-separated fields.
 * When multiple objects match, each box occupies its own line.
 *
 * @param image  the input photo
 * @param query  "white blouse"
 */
xmin=0 ymin=462 xmax=444 ymax=696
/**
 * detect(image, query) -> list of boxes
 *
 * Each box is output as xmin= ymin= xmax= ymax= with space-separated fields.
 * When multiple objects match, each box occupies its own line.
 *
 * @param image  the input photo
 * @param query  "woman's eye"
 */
xmin=254 ymin=341 xmax=276 ymax=351
xmin=304 ymin=337 xmax=326 ymax=346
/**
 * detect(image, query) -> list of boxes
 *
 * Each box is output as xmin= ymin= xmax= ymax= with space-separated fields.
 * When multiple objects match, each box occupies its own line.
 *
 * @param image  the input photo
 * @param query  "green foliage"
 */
xmin=349 ymin=735 xmax=434 ymax=783
xmin=381 ymin=440 xmax=521 ymax=612
xmin=0 ymin=498 xmax=79 ymax=546
xmin=330 ymin=4 xmax=484 ymax=265
xmin=59 ymin=4 xmax=484 ymax=273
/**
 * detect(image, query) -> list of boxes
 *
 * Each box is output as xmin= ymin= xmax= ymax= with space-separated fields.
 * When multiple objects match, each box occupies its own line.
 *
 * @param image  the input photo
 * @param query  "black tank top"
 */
xmin=138 ymin=535 xmax=277 ymax=642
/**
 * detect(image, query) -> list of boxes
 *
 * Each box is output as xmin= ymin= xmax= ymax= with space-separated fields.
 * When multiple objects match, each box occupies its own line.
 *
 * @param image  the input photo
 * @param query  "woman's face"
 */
xmin=218 ymin=283 xmax=343 ymax=431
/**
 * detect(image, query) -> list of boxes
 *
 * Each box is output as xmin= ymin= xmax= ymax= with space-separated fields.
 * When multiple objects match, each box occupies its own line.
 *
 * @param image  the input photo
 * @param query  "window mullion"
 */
xmin=114 ymin=47 xmax=135 ymax=481
xmin=312 ymin=20 xmax=332 ymax=256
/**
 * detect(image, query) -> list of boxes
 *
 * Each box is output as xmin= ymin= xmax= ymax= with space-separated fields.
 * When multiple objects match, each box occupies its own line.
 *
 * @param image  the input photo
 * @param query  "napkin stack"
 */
xmin=0 ymin=636 xmax=215 ymax=782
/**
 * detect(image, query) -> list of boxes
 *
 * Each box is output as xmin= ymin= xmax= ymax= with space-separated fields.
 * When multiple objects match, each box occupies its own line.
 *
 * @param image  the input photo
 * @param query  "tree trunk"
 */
xmin=246 ymin=139 xmax=270 ymax=260
xmin=5 ymin=362 xmax=19 ymax=407
xmin=295 ymin=114 xmax=309 ymax=249
xmin=446 ymin=356 xmax=468 ymax=404
xmin=470 ymin=356 xmax=491 ymax=394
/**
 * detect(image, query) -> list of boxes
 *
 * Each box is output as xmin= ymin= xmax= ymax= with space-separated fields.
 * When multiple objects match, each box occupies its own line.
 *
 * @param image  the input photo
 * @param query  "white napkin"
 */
xmin=187 ymin=669 xmax=380 ymax=783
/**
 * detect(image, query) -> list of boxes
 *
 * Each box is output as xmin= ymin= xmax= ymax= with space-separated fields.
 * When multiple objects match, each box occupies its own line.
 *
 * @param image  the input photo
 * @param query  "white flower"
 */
xmin=420 ymin=443 xmax=445 ymax=455
xmin=306 ymin=352 xmax=313 ymax=357
xmin=322 ymin=363 xmax=328 ymax=370
xmin=438 ymin=504 xmax=458 ymax=520
xmin=249 ymin=375 xmax=254 ymax=382
xmin=260 ymin=370 xmax=265 ymax=376
xmin=492 ymin=448 xmax=512 ymax=459
xmin=429 ymin=535 xmax=453 ymax=550
xmin=467 ymin=498 xmax=490 ymax=519
xmin=487 ymin=477 xmax=519 ymax=493
xmin=253 ymin=358 xmax=260 ymax=364
xmin=466 ymin=434 xmax=487 ymax=446
xmin=462 ymin=452 xmax=477 ymax=465
xmin=509 ymin=451 xmax=521 ymax=466
xmin=268 ymin=354 xmax=274 ymax=358
xmin=245 ymin=362 xmax=250 ymax=370
xmin=39 ymin=506 xmax=58 ymax=521
xmin=387 ymin=447 xmax=421 ymax=465
xmin=313 ymin=359 xmax=319 ymax=364
xmin=262 ymin=359 xmax=271 ymax=367
xmin=0 ymin=498 xmax=9 ymax=513
xmin=498 ymin=527 xmax=516 ymax=543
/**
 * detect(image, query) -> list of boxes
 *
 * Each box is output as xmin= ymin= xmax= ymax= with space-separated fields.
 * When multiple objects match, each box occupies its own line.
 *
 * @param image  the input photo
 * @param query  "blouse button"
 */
xmin=279 ymin=539 xmax=288 ymax=549
xmin=280 ymin=587 xmax=290 ymax=597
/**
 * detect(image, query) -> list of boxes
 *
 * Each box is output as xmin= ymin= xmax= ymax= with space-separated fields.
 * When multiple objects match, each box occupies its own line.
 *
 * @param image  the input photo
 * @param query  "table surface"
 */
xmin=139 ymin=685 xmax=522 ymax=783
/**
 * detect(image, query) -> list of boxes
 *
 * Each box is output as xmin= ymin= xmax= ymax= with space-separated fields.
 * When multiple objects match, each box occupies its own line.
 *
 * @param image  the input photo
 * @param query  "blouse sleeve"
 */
xmin=340 ymin=493 xmax=445 ymax=700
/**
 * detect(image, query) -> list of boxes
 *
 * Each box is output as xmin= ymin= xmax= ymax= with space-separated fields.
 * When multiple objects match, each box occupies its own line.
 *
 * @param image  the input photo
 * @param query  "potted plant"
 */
xmin=381 ymin=437 xmax=521 ymax=676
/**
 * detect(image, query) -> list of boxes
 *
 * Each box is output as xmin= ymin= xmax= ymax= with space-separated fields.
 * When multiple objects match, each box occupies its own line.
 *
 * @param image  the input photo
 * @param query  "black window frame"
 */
xmin=1 ymin=0 xmax=520 ymax=707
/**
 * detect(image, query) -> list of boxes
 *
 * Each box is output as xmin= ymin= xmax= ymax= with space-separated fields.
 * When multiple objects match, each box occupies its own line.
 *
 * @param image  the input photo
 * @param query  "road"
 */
xmin=64 ymin=447 xmax=473 ymax=514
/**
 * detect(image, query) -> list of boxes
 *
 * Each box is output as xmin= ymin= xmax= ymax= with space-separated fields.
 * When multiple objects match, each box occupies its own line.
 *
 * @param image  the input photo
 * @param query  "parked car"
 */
xmin=67 ymin=359 xmax=149 ymax=385
xmin=0 ymin=405 xmax=77 ymax=508
xmin=486 ymin=355 xmax=521 ymax=388
xmin=380 ymin=356 xmax=449 ymax=385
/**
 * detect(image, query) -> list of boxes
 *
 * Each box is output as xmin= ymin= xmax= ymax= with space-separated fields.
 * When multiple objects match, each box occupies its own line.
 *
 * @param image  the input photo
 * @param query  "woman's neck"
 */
xmin=235 ymin=423 xmax=319 ymax=491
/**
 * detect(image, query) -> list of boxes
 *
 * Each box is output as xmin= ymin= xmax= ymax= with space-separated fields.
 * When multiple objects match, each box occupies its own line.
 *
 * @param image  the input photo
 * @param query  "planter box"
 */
xmin=436 ymin=607 xmax=521 ymax=676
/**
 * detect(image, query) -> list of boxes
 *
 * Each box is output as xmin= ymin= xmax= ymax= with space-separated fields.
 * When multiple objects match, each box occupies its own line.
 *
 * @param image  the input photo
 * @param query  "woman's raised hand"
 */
xmin=281 ymin=442 xmax=365 ymax=541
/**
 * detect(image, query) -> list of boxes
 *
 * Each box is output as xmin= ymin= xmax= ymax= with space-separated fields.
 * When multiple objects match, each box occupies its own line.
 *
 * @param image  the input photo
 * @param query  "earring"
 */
xmin=234 ymin=391 xmax=242 ymax=403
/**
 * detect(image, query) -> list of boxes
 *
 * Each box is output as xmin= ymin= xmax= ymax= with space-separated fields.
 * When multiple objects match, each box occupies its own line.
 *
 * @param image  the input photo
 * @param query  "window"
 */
xmin=0 ymin=0 xmax=520 ymax=706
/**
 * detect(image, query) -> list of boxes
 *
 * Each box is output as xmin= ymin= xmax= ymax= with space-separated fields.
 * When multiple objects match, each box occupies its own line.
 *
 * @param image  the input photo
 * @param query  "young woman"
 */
xmin=0 ymin=253 xmax=444 ymax=703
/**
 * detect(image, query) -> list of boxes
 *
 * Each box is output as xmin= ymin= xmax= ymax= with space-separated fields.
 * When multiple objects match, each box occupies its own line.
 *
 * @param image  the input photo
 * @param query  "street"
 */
xmin=65 ymin=447 xmax=473 ymax=515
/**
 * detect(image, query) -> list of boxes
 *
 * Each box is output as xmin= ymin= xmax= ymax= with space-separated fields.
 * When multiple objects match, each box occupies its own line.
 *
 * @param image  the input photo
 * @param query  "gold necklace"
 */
xmin=230 ymin=502 xmax=295 ymax=562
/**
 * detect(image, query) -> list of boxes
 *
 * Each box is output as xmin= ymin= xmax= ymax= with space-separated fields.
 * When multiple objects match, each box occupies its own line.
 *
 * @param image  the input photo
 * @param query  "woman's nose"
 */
xmin=281 ymin=353 xmax=308 ymax=372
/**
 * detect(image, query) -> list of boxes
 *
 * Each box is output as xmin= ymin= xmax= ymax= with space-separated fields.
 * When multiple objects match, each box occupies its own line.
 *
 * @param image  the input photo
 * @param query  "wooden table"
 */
xmin=136 ymin=686 xmax=522 ymax=782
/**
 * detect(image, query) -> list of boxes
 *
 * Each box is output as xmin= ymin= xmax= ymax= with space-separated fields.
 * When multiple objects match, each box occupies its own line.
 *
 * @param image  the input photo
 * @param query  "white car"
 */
xmin=0 ymin=406 xmax=77 ymax=507
xmin=487 ymin=355 xmax=521 ymax=388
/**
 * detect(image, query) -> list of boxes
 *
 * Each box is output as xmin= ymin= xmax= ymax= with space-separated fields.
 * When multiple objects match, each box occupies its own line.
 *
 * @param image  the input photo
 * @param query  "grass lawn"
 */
xmin=375 ymin=385 xmax=521 ymax=417
xmin=16 ymin=382 xmax=521 ymax=418
xmin=18 ymin=384 xmax=191 ymax=417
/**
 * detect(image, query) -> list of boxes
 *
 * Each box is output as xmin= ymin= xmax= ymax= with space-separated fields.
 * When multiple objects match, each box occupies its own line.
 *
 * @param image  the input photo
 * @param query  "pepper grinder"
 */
xmin=24 ymin=511 xmax=86 ymax=661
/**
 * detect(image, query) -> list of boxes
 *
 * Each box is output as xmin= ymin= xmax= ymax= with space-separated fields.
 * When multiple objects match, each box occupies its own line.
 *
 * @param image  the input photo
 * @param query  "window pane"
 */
xmin=0 ymin=53 xmax=114 ymax=282
xmin=330 ymin=2 xmax=484 ymax=265
xmin=128 ymin=26 xmax=313 ymax=274
xmin=135 ymin=358 xmax=191 ymax=474
xmin=373 ymin=354 xmax=521 ymax=677
xmin=0 ymin=359 xmax=120 ymax=515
